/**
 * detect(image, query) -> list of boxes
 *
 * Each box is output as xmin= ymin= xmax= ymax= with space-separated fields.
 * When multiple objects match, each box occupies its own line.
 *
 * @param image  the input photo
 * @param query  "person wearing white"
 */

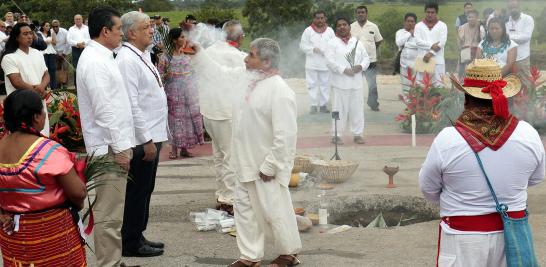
xmin=200 ymin=20 xmax=247 ymax=210
xmin=51 ymin=20 xmax=70 ymax=89
xmin=351 ymin=5 xmax=383 ymax=111
xmin=299 ymin=11 xmax=335 ymax=114
xmin=1 ymin=23 xmax=50 ymax=136
xmin=0 ymin=20 xmax=7 ymax=54
xmin=76 ymin=7 xmax=134 ymax=267
xmin=192 ymin=38 xmax=302 ymax=267
xmin=396 ymin=13 xmax=418 ymax=91
xmin=477 ymin=17 xmax=518 ymax=77
xmin=116 ymin=11 xmax=168 ymax=257
xmin=506 ymin=0 xmax=534 ymax=83
xmin=325 ymin=18 xmax=370 ymax=145
xmin=38 ymin=22 xmax=57 ymax=89
xmin=67 ymin=14 xmax=90 ymax=86
xmin=414 ymin=3 xmax=448 ymax=87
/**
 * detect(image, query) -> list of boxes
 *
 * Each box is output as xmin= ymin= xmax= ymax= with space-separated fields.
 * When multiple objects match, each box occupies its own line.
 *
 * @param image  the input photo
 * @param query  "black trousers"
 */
xmin=71 ymin=47 xmax=84 ymax=87
xmin=121 ymin=142 xmax=162 ymax=249
xmin=44 ymin=54 xmax=57 ymax=89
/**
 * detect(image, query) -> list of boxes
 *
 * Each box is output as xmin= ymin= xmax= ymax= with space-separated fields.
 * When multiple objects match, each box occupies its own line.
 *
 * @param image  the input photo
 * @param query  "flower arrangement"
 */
xmin=47 ymin=91 xmax=85 ymax=151
xmin=512 ymin=66 xmax=546 ymax=132
xmin=396 ymin=69 xmax=446 ymax=134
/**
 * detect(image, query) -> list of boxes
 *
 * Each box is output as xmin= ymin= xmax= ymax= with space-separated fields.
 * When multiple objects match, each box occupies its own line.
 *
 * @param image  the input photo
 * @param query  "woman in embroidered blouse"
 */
xmin=477 ymin=17 xmax=517 ymax=77
xmin=158 ymin=28 xmax=204 ymax=159
xmin=0 ymin=90 xmax=87 ymax=266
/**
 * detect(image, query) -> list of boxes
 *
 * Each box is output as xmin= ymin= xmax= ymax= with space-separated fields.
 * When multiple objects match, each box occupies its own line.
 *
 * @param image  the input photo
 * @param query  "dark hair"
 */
xmin=483 ymin=7 xmax=495 ymax=17
xmin=467 ymin=10 xmax=479 ymax=17
xmin=40 ymin=21 xmax=51 ymax=37
xmin=3 ymin=89 xmax=44 ymax=135
xmin=356 ymin=6 xmax=368 ymax=13
xmin=88 ymin=6 xmax=121 ymax=39
xmin=313 ymin=10 xmax=326 ymax=17
xmin=335 ymin=17 xmax=351 ymax=28
xmin=486 ymin=17 xmax=510 ymax=44
xmin=185 ymin=14 xmax=196 ymax=21
xmin=168 ymin=27 xmax=184 ymax=46
xmin=404 ymin=13 xmax=417 ymax=22
xmin=425 ymin=3 xmax=439 ymax=12
xmin=464 ymin=2 xmax=473 ymax=8
xmin=1 ymin=23 xmax=30 ymax=61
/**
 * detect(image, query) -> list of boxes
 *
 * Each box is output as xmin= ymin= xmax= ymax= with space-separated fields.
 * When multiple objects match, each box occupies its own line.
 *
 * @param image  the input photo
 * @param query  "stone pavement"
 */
xmin=85 ymin=76 xmax=546 ymax=266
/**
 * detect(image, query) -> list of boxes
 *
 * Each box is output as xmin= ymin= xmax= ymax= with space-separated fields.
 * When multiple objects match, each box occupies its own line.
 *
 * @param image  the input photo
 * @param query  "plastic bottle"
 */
xmin=318 ymin=189 xmax=329 ymax=232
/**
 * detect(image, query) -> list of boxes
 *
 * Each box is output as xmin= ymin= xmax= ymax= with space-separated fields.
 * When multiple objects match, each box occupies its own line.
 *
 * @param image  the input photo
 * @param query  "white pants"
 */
xmin=203 ymin=118 xmax=236 ymax=205
xmin=400 ymin=66 xmax=413 ymax=92
xmin=331 ymin=87 xmax=364 ymax=137
xmin=306 ymin=69 xmax=330 ymax=107
xmin=234 ymin=179 xmax=302 ymax=261
xmin=438 ymin=228 xmax=506 ymax=267
xmin=417 ymin=64 xmax=446 ymax=88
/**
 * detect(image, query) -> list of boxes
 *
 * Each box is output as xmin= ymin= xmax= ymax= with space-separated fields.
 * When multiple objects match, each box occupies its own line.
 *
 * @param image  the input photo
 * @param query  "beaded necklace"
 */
xmin=481 ymin=39 xmax=509 ymax=58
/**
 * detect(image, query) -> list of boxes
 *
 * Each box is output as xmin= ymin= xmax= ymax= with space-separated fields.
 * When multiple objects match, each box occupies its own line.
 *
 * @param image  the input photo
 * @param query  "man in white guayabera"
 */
xmin=191 ymin=38 xmax=302 ymax=267
xmin=506 ymin=0 xmax=534 ymax=85
xmin=199 ymin=20 xmax=248 ymax=216
xmin=299 ymin=10 xmax=335 ymax=114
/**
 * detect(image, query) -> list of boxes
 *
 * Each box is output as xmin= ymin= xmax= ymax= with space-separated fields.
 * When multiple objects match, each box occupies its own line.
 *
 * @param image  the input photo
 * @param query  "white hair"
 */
xmin=120 ymin=11 xmax=150 ymax=42
xmin=250 ymin=38 xmax=281 ymax=69
xmin=222 ymin=20 xmax=243 ymax=42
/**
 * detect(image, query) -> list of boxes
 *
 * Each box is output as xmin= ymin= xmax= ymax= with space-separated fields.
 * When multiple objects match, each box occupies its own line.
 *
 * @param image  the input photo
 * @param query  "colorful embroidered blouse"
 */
xmin=0 ymin=137 xmax=74 ymax=213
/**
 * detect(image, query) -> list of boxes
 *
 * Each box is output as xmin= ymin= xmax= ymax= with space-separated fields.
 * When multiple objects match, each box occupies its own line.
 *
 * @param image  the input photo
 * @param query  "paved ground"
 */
xmin=84 ymin=75 xmax=546 ymax=266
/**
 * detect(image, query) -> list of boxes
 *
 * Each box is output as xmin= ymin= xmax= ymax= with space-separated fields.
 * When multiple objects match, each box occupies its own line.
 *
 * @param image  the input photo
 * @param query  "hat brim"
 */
xmin=449 ymin=74 xmax=521 ymax=99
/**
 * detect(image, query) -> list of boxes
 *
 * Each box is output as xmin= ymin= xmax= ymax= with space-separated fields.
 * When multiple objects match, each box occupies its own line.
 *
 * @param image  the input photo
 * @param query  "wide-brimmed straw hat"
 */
xmin=450 ymin=59 xmax=521 ymax=99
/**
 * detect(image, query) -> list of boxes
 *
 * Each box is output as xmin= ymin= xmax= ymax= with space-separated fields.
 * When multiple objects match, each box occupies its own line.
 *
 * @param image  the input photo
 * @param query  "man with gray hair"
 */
xmin=199 ymin=20 xmax=247 ymax=215
xmin=192 ymin=37 xmax=302 ymax=267
xmin=51 ymin=20 xmax=70 ymax=89
xmin=116 ymin=11 xmax=168 ymax=258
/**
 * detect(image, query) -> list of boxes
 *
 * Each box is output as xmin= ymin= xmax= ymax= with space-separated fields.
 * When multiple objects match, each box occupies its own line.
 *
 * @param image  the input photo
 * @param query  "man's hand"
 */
xmin=0 ymin=214 xmax=14 ymax=234
xmin=423 ymin=52 xmax=433 ymax=63
xmin=313 ymin=47 xmax=323 ymax=55
xmin=114 ymin=152 xmax=131 ymax=171
xmin=32 ymin=85 xmax=47 ymax=98
xmin=431 ymin=42 xmax=441 ymax=52
xmin=343 ymin=68 xmax=355 ymax=76
xmin=142 ymin=142 xmax=157 ymax=162
xmin=259 ymin=172 xmax=275 ymax=182
xmin=352 ymin=65 xmax=363 ymax=73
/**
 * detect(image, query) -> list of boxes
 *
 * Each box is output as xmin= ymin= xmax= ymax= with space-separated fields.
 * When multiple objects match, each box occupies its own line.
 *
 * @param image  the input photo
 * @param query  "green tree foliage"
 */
xmin=136 ymin=0 xmax=174 ymax=13
xmin=375 ymin=8 xmax=404 ymax=58
xmin=312 ymin=0 xmax=354 ymax=27
xmin=194 ymin=7 xmax=237 ymax=23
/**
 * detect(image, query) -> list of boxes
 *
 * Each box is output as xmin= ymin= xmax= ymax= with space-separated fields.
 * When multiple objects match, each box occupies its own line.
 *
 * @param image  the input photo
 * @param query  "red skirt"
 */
xmin=0 ymin=208 xmax=86 ymax=267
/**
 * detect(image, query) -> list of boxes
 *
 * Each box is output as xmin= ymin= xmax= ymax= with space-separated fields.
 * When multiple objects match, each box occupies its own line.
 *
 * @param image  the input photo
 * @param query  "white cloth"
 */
xmin=506 ymin=13 xmax=534 ymax=61
xmin=76 ymin=40 xmax=135 ymax=156
xmin=67 ymin=24 xmax=90 ymax=47
xmin=203 ymin=118 xmax=236 ymax=204
xmin=37 ymin=31 xmax=57 ymax=54
xmin=299 ymin=26 xmax=335 ymax=71
xmin=200 ymin=41 xmax=247 ymax=120
xmin=53 ymin=27 xmax=70 ymax=55
xmin=350 ymin=21 xmax=383 ymax=62
xmin=325 ymin=36 xmax=370 ymax=90
xmin=396 ymin=28 xmax=419 ymax=70
xmin=115 ymin=42 xmax=168 ymax=145
xmin=478 ymin=40 xmax=518 ymax=68
xmin=419 ymin=122 xmax=545 ymax=219
xmin=234 ymin=179 xmax=301 ymax=261
xmin=414 ymin=21 xmax=448 ymax=65
xmin=1 ymin=48 xmax=49 ymax=136
xmin=331 ymin=87 xmax=364 ymax=137
xmin=306 ymin=69 xmax=330 ymax=107
xmin=438 ymin=228 xmax=506 ymax=267
xmin=0 ymin=31 xmax=7 ymax=54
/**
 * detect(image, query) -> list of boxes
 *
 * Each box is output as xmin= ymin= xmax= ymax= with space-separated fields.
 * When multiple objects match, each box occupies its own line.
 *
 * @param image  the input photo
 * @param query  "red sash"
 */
xmin=442 ymin=210 xmax=526 ymax=232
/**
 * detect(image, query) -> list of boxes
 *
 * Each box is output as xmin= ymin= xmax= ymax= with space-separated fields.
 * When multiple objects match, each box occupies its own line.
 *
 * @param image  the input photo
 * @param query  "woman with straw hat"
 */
xmin=419 ymin=59 xmax=543 ymax=266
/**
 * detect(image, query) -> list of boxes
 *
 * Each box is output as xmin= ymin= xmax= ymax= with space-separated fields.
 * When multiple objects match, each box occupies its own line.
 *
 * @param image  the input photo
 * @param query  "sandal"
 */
xmin=168 ymin=152 xmax=178 ymax=159
xmin=180 ymin=148 xmax=194 ymax=158
xmin=228 ymin=259 xmax=261 ymax=267
xmin=269 ymin=255 xmax=300 ymax=267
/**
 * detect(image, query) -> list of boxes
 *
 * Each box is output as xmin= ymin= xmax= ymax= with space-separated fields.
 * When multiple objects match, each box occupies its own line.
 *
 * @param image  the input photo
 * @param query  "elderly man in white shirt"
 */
xmin=67 ymin=14 xmax=90 ymax=86
xmin=326 ymin=18 xmax=370 ymax=145
xmin=506 ymin=0 xmax=534 ymax=85
xmin=396 ymin=13 xmax=418 ymax=91
xmin=0 ymin=20 xmax=7 ymax=54
xmin=76 ymin=7 xmax=134 ymax=267
xmin=300 ymin=10 xmax=335 ymax=114
xmin=116 ymin=11 xmax=168 ymax=258
xmin=414 ymin=3 xmax=448 ymax=88
xmin=420 ymin=60 xmax=544 ymax=266
xmin=192 ymin=38 xmax=302 ymax=267
xmin=51 ymin=20 xmax=70 ymax=89
xmin=199 ymin=20 xmax=247 ymax=215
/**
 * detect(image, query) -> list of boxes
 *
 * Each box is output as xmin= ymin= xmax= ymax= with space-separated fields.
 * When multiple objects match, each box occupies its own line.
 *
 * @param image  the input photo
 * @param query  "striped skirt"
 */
xmin=0 ymin=208 xmax=86 ymax=266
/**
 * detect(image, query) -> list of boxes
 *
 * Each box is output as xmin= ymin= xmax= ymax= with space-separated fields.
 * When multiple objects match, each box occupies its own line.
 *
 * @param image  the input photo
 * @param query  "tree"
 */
xmin=135 ymin=0 xmax=173 ymax=13
xmin=312 ymin=0 xmax=355 ymax=28
xmin=375 ymin=8 xmax=404 ymax=59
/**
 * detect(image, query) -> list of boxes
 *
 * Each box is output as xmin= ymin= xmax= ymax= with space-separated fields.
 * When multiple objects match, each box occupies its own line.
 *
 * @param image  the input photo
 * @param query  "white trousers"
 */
xmin=234 ymin=179 xmax=302 ymax=261
xmin=416 ymin=64 xmax=446 ymax=88
xmin=438 ymin=228 xmax=506 ymax=267
xmin=331 ymin=87 xmax=364 ymax=137
xmin=306 ymin=69 xmax=330 ymax=107
xmin=203 ymin=118 xmax=236 ymax=205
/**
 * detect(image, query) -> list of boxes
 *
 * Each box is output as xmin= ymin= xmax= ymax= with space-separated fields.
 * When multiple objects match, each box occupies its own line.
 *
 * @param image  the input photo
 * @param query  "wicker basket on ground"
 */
xmin=311 ymin=160 xmax=359 ymax=184
xmin=293 ymin=154 xmax=323 ymax=174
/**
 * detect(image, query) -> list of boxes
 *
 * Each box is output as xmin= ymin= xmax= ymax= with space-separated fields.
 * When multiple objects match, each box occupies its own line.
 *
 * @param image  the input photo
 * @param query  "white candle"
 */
xmin=411 ymin=114 xmax=416 ymax=147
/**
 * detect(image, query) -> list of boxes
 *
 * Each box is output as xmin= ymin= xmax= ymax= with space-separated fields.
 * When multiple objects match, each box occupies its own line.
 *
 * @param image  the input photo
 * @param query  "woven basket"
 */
xmin=311 ymin=160 xmax=359 ymax=184
xmin=293 ymin=154 xmax=323 ymax=174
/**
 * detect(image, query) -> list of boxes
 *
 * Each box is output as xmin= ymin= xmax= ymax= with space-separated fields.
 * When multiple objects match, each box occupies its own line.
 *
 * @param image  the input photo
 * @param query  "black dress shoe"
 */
xmin=122 ymin=244 xmax=164 ymax=257
xmin=142 ymin=237 xmax=165 ymax=249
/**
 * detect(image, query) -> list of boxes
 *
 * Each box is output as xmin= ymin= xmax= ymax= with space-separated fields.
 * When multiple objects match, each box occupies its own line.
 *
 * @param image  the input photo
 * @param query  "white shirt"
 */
xmin=199 ymin=41 xmax=247 ymax=120
xmin=1 ymin=48 xmax=48 ymax=95
xmin=0 ymin=31 xmax=7 ymax=54
xmin=414 ymin=20 xmax=448 ymax=65
xmin=67 ymin=24 xmax=90 ymax=48
xmin=350 ymin=21 xmax=383 ymax=62
xmin=419 ymin=122 xmax=544 ymax=223
xmin=506 ymin=13 xmax=534 ymax=61
xmin=54 ymin=27 xmax=70 ymax=55
xmin=325 ymin=36 xmax=370 ymax=90
xmin=76 ymin=40 xmax=135 ymax=156
xmin=299 ymin=25 xmax=335 ymax=70
xmin=38 ymin=31 xmax=57 ymax=55
xmin=395 ymin=28 xmax=419 ymax=69
xmin=479 ymin=39 xmax=518 ymax=68
xmin=116 ymin=42 xmax=168 ymax=145
xmin=192 ymin=51 xmax=297 ymax=187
